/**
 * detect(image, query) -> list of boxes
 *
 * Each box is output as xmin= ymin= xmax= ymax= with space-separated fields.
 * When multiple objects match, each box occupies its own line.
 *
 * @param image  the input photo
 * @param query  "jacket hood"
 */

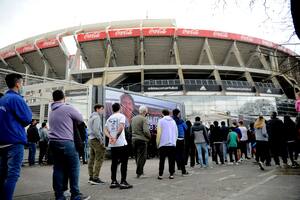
xmin=163 ymin=116 xmax=174 ymax=121
xmin=194 ymin=121 xmax=202 ymax=126
xmin=51 ymin=102 xmax=65 ymax=111
xmin=89 ymin=112 xmax=99 ymax=118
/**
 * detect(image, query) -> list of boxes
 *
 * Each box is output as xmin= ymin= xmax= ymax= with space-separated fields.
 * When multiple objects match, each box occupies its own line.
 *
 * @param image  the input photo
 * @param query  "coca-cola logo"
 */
xmin=83 ymin=32 xmax=101 ymax=40
xmin=213 ymin=31 xmax=228 ymax=38
xmin=114 ymin=30 xmax=133 ymax=37
xmin=240 ymin=35 xmax=254 ymax=42
xmin=181 ymin=29 xmax=199 ymax=36
xmin=19 ymin=45 xmax=35 ymax=53
xmin=148 ymin=28 xmax=167 ymax=35
xmin=41 ymin=40 xmax=57 ymax=47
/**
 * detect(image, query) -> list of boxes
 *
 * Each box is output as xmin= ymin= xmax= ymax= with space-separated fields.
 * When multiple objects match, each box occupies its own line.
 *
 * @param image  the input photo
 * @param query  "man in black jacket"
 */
xmin=27 ymin=119 xmax=40 ymax=166
xmin=210 ymin=121 xmax=224 ymax=165
xmin=267 ymin=112 xmax=288 ymax=167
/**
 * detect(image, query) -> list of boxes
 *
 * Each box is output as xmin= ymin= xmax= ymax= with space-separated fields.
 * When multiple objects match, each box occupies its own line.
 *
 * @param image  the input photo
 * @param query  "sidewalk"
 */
xmin=15 ymin=158 xmax=300 ymax=200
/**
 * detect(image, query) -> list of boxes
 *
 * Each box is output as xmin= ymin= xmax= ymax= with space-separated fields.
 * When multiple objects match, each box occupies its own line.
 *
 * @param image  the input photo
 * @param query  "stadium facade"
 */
xmin=0 ymin=19 xmax=299 ymax=121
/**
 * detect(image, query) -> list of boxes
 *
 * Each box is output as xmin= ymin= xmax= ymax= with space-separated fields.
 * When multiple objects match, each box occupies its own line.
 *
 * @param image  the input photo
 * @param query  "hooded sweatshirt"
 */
xmin=191 ymin=121 xmax=209 ymax=144
xmin=87 ymin=112 xmax=103 ymax=141
xmin=254 ymin=118 xmax=268 ymax=141
xmin=48 ymin=102 xmax=83 ymax=141
xmin=0 ymin=90 xmax=32 ymax=145
xmin=156 ymin=116 xmax=178 ymax=148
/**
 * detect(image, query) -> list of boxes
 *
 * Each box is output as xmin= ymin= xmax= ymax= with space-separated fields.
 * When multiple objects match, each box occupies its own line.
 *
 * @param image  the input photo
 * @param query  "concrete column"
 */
xmin=245 ymin=71 xmax=259 ymax=96
xmin=173 ymin=39 xmax=185 ymax=93
xmin=213 ymin=69 xmax=225 ymax=95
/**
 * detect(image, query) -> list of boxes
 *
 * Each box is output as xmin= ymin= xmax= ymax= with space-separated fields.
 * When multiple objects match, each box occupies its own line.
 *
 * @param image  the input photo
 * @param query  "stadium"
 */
xmin=0 ymin=19 xmax=299 ymax=122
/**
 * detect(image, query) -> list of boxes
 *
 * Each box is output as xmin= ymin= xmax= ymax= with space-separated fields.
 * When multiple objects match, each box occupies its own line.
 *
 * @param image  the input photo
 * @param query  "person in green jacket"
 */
xmin=227 ymin=128 xmax=239 ymax=164
xmin=130 ymin=105 xmax=151 ymax=178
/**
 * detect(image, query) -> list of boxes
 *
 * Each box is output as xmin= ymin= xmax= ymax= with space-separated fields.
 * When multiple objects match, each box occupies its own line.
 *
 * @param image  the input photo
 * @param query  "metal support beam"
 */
xmin=73 ymin=29 xmax=91 ymax=69
xmin=198 ymin=38 xmax=215 ymax=65
xmin=0 ymin=56 xmax=14 ymax=71
xmin=223 ymin=41 xmax=245 ymax=67
xmin=256 ymin=46 xmax=271 ymax=71
xmin=102 ymin=35 xmax=113 ymax=85
xmin=34 ymin=39 xmax=58 ymax=78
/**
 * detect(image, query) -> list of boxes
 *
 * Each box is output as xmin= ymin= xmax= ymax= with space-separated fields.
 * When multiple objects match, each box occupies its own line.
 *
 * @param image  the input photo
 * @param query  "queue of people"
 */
xmin=0 ymin=73 xmax=300 ymax=200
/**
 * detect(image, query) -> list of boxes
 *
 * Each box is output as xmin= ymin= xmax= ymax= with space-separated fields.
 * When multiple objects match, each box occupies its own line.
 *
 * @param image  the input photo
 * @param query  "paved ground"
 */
xmin=14 ymin=156 xmax=300 ymax=200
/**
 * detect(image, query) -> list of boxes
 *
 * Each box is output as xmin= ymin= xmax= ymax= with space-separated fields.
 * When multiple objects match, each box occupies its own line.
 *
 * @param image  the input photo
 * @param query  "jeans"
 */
xmin=27 ymin=142 xmax=36 ymax=165
xmin=39 ymin=141 xmax=48 ymax=164
xmin=0 ymin=144 xmax=24 ymax=200
xmin=223 ymin=142 xmax=228 ymax=161
xmin=49 ymin=141 xmax=80 ymax=200
xmin=196 ymin=143 xmax=208 ymax=167
xmin=133 ymin=140 xmax=148 ymax=176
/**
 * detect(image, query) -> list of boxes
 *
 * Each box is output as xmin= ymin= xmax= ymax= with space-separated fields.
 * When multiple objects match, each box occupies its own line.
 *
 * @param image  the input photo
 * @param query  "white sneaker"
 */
xmin=258 ymin=162 xmax=265 ymax=170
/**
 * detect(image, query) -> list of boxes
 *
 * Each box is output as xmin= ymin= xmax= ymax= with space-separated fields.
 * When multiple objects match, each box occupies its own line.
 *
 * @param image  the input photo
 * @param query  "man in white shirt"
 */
xmin=104 ymin=103 xmax=133 ymax=190
xmin=238 ymin=121 xmax=250 ymax=159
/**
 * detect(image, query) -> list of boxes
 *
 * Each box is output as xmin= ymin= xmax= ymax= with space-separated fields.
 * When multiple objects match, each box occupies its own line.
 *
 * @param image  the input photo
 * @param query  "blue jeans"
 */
xmin=27 ymin=142 xmax=36 ymax=165
xmin=196 ymin=143 xmax=208 ymax=167
xmin=0 ymin=144 xmax=24 ymax=200
xmin=223 ymin=142 xmax=228 ymax=161
xmin=49 ymin=141 xmax=80 ymax=200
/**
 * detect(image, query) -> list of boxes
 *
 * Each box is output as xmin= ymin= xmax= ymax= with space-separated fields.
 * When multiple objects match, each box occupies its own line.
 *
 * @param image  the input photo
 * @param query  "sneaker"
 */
xmin=182 ymin=171 xmax=189 ymax=176
xmin=88 ymin=177 xmax=93 ymax=183
xmin=169 ymin=175 xmax=174 ymax=179
xmin=90 ymin=178 xmax=105 ymax=185
xmin=258 ymin=161 xmax=265 ymax=171
xmin=74 ymin=193 xmax=91 ymax=200
xmin=157 ymin=175 xmax=163 ymax=180
xmin=110 ymin=181 xmax=120 ymax=189
xmin=119 ymin=181 xmax=133 ymax=189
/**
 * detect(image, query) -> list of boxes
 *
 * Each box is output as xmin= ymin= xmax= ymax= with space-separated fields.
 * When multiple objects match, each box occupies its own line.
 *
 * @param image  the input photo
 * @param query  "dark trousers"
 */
xmin=111 ymin=146 xmax=129 ymax=182
xmin=176 ymin=140 xmax=187 ymax=174
xmin=213 ymin=143 xmax=224 ymax=164
xmin=159 ymin=146 xmax=176 ymax=176
xmin=287 ymin=141 xmax=297 ymax=165
xmin=256 ymin=141 xmax=269 ymax=163
xmin=228 ymin=147 xmax=238 ymax=162
xmin=134 ymin=140 xmax=148 ymax=176
xmin=39 ymin=141 xmax=48 ymax=164
xmin=240 ymin=141 xmax=249 ymax=158
xmin=270 ymin=142 xmax=287 ymax=165
xmin=190 ymin=142 xmax=197 ymax=167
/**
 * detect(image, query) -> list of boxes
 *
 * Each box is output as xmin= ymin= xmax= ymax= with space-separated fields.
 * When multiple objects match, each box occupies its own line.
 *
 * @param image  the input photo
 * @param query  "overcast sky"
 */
xmin=0 ymin=0 xmax=299 ymax=53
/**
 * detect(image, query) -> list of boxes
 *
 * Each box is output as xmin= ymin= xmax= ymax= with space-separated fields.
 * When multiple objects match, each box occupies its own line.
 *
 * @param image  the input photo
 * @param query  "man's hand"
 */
xmin=109 ymin=137 xmax=117 ymax=144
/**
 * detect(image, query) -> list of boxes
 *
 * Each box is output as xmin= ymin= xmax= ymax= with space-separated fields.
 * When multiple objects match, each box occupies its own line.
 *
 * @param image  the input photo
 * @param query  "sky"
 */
xmin=0 ymin=0 xmax=299 ymax=54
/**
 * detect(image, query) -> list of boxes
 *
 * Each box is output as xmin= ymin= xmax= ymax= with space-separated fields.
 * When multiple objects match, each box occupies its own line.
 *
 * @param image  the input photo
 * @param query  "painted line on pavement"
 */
xmin=216 ymin=174 xmax=236 ymax=182
xmin=223 ymin=175 xmax=277 ymax=200
xmin=258 ymin=169 xmax=276 ymax=177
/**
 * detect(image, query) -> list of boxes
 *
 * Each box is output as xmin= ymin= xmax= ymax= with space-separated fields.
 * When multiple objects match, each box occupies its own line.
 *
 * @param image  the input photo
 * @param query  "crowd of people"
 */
xmin=0 ymin=73 xmax=300 ymax=200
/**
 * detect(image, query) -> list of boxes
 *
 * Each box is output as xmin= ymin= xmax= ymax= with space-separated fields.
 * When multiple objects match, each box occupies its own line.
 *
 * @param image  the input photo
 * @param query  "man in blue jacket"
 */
xmin=172 ymin=108 xmax=189 ymax=176
xmin=0 ymin=73 xmax=32 ymax=200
